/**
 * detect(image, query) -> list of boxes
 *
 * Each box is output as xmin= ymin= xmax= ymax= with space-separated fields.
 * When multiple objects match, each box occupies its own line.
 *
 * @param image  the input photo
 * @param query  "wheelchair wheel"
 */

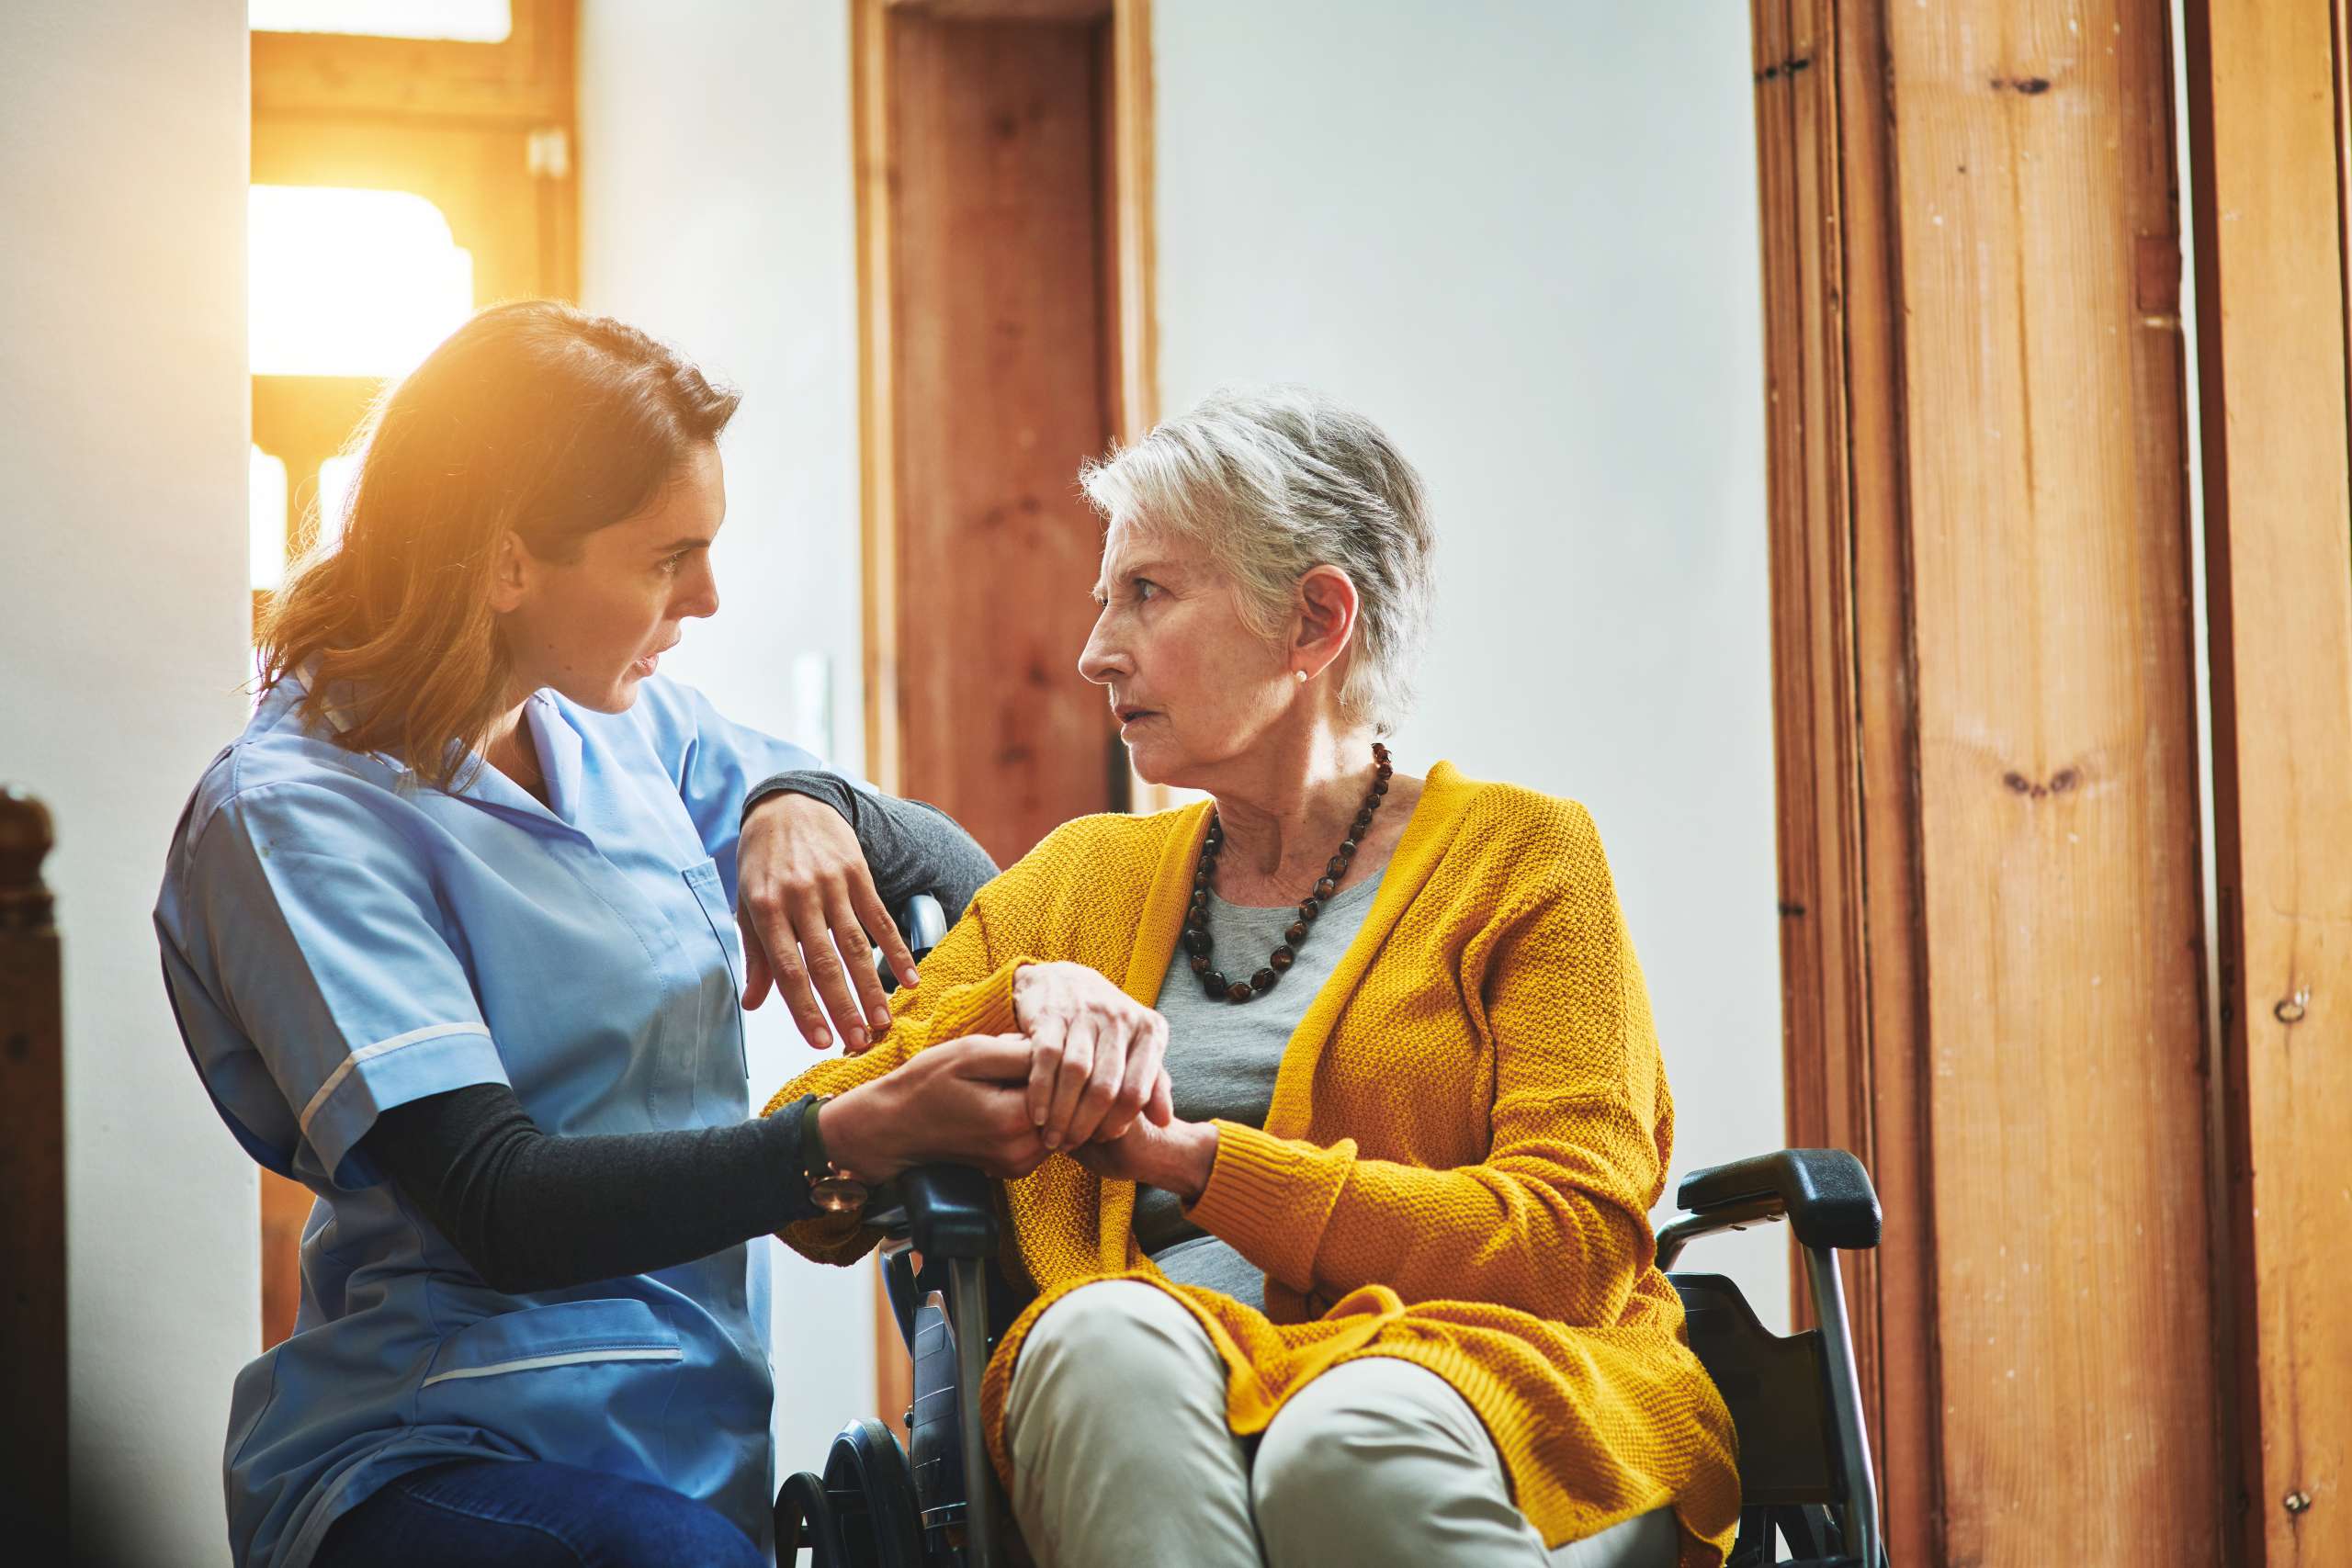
xmin=820 ymin=1416 xmax=925 ymax=1568
xmin=776 ymin=1469 xmax=846 ymax=1566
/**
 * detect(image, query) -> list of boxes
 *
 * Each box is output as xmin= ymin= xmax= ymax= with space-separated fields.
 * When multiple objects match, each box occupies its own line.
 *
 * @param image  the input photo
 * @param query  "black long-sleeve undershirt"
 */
xmin=368 ymin=1085 xmax=820 ymax=1293
xmin=357 ymin=779 xmax=996 ymax=1292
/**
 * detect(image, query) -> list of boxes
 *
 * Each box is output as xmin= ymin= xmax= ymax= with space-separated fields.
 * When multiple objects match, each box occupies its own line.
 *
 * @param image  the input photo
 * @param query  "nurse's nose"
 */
xmin=677 ymin=559 xmax=720 ymax=620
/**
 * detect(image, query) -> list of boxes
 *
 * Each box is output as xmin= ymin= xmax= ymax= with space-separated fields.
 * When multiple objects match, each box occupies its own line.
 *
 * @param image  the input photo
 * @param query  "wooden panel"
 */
xmin=1753 ymin=0 xmax=2221 ymax=1559
xmin=882 ymin=11 xmax=1120 ymax=866
xmin=2185 ymin=1 xmax=2352 ymax=1560
xmin=1889 ymin=2 xmax=2217 ymax=1561
xmin=1747 ymin=3 xmax=1941 ymax=1561
xmin=0 ymin=791 xmax=64 ymax=1548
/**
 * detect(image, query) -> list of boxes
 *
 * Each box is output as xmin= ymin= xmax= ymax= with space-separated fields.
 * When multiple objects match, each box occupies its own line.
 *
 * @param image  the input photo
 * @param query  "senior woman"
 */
xmin=767 ymin=388 xmax=1737 ymax=1567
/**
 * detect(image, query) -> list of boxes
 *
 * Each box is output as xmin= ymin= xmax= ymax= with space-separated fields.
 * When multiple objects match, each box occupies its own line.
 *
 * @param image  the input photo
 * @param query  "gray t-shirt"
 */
xmin=1136 ymin=869 xmax=1385 ymax=1311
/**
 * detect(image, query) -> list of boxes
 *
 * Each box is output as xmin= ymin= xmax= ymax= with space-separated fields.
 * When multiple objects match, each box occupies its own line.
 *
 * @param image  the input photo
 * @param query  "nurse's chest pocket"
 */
xmin=681 ymin=860 xmax=743 ymax=991
xmin=418 ymin=1297 xmax=684 ymax=1465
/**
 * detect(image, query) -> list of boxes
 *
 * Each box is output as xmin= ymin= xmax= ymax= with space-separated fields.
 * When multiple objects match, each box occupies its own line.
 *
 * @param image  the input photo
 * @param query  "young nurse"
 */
xmin=154 ymin=304 xmax=1126 ymax=1568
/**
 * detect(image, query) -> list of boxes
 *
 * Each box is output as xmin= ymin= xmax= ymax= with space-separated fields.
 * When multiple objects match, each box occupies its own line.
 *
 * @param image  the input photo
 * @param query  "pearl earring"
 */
xmin=1295 ymin=669 xmax=1308 ymax=684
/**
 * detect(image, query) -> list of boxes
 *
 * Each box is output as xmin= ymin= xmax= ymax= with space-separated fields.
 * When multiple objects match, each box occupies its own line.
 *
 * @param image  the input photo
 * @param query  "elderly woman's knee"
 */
xmin=1250 ymin=1359 xmax=1490 ymax=1523
xmin=1014 ymin=1280 xmax=1210 ymax=1407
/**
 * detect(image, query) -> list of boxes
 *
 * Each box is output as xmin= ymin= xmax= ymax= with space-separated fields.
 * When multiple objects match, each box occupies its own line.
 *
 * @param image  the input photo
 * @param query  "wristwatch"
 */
xmin=798 ymin=1094 xmax=871 ymax=1215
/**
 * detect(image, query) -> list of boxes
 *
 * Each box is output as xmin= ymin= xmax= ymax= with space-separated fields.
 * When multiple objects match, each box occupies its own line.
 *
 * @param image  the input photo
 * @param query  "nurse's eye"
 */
xmin=657 ymin=550 xmax=690 ymax=576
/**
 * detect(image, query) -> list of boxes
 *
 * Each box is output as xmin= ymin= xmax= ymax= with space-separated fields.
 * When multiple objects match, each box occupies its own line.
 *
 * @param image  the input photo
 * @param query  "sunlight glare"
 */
xmin=249 ymin=1 xmax=512 ymax=42
xmin=251 ymin=447 xmax=289 ymax=593
xmin=249 ymin=186 xmax=474 ymax=378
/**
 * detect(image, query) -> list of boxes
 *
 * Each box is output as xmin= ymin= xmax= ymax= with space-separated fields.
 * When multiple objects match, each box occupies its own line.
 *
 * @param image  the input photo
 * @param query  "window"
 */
xmin=248 ymin=0 xmax=512 ymax=42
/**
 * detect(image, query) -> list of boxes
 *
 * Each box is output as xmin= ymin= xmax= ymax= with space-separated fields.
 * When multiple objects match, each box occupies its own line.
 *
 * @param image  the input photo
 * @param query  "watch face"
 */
xmin=810 ymin=1177 xmax=870 ymax=1214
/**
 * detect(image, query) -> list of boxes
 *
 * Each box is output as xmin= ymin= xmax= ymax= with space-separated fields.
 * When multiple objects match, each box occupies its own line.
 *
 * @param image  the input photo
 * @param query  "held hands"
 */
xmin=818 ymin=1034 xmax=1049 ymax=1183
xmin=1012 ymin=961 xmax=1176 ymax=1152
xmin=1068 ymin=1112 xmax=1219 ymax=1203
xmin=736 ymin=793 xmax=918 ymax=1054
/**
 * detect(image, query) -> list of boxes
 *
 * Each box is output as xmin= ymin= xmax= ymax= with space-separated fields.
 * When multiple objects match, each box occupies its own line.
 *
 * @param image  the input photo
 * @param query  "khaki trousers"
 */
xmin=1002 ymin=1281 xmax=1681 ymax=1568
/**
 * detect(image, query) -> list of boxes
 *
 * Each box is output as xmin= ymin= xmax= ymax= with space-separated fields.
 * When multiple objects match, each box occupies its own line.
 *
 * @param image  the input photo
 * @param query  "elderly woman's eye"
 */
xmin=1135 ymin=579 xmax=1161 ymax=601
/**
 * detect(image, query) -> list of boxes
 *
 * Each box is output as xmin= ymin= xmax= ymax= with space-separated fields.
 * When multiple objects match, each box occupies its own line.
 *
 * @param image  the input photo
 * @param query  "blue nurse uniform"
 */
xmin=155 ymin=669 xmax=824 ymax=1568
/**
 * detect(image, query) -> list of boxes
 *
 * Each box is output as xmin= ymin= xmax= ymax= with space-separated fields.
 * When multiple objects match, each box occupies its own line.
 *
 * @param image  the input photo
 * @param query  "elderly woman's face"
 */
xmin=1080 ymin=518 xmax=1295 ymax=785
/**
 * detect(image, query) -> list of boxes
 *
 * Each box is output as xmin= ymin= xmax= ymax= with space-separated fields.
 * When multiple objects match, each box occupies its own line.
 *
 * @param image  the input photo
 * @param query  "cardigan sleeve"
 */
xmin=1184 ymin=803 xmax=1668 ymax=1326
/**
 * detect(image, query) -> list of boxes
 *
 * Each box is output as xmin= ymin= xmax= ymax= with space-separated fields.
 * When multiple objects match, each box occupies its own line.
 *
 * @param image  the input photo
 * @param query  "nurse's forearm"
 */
xmin=744 ymin=772 xmax=998 ymax=918
xmin=363 ymin=1084 xmax=823 ymax=1294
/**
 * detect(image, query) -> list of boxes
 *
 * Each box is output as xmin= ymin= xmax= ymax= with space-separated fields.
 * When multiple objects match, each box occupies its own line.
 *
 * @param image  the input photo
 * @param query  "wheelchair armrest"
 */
xmin=883 ymin=1163 xmax=998 ymax=1259
xmin=1677 ymin=1148 xmax=1882 ymax=1253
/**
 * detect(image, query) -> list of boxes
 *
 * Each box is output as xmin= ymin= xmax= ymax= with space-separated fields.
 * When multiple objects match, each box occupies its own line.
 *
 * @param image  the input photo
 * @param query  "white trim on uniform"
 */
xmin=297 ymin=1021 xmax=494 ymax=1136
xmin=420 ymin=1346 xmax=684 ymax=1388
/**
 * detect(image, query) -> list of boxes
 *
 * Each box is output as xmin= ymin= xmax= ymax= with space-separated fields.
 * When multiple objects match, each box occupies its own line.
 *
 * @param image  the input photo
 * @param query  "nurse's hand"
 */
xmin=818 ymin=1034 xmax=1049 ymax=1182
xmin=1012 ymin=961 xmax=1176 ymax=1154
xmin=738 ymin=793 xmax=919 ymax=1054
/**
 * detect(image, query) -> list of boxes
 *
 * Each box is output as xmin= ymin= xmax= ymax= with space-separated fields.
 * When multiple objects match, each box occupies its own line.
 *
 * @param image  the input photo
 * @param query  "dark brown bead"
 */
xmin=1204 ymin=970 xmax=1227 ymax=996
xmin=1373 ymin=776 xmax=1389 ymax=795
xmin=1189 ymin=953 xmax=1211 ymax=975
xmin=1352 ymin=810 xmax=1374 ymax=831
xmin=1299 ymin=898 xmax=1321 ymax=919
xmin=1314 ymin=877 xmax=1338 ymax=898
xmin=1227 ymin=980 xmax=1254 ymax=1002
xmin=1327 ymin=855 xmax=1347 ymax=878
xmin=1340 ymin=839 xmax=1358 ymax=855
xmin=1270 ymin=945 xmax=1295 ymax=970
xmin=1250 ymin=968 xmax=1276 ymax=992
xmin=1285 ymin=921 xmax=1308 ymax=943
xmin=1182 ymin=928 xmax=1210 ymax=954
xmin=1192 ymin=887 xmax=1208 ymax=907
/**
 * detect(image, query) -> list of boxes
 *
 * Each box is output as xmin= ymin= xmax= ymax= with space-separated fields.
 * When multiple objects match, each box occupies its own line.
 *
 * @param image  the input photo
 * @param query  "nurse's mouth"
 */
xmin=631 ymin=641 xmax=678 ymax=678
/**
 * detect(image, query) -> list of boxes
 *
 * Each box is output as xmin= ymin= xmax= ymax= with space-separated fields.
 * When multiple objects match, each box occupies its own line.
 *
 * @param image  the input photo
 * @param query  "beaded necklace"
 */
xmin=1182 ymin=742 xmax=1393 ymax=1002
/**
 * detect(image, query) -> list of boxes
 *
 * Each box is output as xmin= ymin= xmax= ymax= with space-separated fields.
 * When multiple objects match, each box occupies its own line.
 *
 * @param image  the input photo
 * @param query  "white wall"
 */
xmin=0 ymin=2 xmax=257 ymax=1562
xmin=1153 ymin=1 xmax=1790 ymax=1322
xmin=578 ymin=0 xmax=878 ymax=1474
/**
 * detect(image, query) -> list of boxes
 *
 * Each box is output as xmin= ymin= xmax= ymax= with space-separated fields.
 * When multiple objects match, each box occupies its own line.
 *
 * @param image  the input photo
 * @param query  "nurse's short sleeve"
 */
xmin=185 ymin=782 xmax=507 ymax=1186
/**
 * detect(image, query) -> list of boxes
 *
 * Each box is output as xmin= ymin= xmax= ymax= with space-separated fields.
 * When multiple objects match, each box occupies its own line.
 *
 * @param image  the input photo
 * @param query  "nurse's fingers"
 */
xmin=852 ymin=874 xmax=921 ymax=995
xmin=795 ymin=900 xmax=870 ymax=1055
xmin=824 ymin=886 xmax=895 ymax=1038
xmin=761 ymin=893 xmax=843 ymax=1052
xmin=736 ymin=909 xmax=775 ymax=1011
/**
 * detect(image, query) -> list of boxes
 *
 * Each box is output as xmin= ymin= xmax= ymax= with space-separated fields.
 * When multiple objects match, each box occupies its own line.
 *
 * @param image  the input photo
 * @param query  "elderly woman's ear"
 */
xmin=1290 ymin=563 xmax=1361 ymax=682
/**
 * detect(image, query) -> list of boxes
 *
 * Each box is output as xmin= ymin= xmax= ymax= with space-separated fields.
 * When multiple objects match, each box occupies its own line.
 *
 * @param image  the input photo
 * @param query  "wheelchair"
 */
xmin=777 ymin=900 xmax=1890 ymax=1568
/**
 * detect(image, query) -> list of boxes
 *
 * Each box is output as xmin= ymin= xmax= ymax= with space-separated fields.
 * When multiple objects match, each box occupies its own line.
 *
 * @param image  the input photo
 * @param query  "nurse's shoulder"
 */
xmin=166 ymin=675 xmax=430 ymax=892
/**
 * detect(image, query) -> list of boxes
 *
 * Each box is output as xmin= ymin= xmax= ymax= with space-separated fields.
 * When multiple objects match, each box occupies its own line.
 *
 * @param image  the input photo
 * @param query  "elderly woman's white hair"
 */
xmin=1080 ymin=386 xmax=1436 ymax=736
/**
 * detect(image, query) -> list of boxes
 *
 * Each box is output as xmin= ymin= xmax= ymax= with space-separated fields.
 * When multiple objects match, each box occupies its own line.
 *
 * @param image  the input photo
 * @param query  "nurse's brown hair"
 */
xmin=258 ymin=301 xmax=740 ymax=789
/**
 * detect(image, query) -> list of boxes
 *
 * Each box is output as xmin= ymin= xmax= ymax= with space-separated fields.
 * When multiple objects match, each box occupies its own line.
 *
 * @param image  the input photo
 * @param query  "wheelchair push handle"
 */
xmin=1659 ymin=1148 xmax=1881 ymax=1269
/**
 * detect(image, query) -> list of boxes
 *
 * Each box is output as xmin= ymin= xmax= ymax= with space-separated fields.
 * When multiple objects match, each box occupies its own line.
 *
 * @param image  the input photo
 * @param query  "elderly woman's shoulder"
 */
xmin=1012 ymin=804 xmax=1205 ymax=877
xmin=1444 ymin=770 xmax=1617 ymax=884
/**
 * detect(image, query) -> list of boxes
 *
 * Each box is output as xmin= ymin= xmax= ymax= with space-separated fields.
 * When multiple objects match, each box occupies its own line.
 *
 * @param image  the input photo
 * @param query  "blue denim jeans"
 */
xmin=314 ymin=1460 xmax=764 ymax=1568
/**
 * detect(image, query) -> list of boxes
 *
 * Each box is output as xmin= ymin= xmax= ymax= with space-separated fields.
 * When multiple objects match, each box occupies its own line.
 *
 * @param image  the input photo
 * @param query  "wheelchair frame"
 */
xmin=777 ymin=899 xmax=1891 ymax=1568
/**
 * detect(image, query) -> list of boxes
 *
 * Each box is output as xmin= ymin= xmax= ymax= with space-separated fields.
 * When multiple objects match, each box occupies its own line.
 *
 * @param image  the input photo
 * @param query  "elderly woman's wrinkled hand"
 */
xmin=1012 ymin=960 xmax=1176 ymax=1152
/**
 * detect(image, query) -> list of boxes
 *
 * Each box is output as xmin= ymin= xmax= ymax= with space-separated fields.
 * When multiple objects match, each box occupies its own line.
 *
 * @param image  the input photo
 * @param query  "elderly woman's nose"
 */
xmin=1078 ymin=618 xmax=1125 ymax=685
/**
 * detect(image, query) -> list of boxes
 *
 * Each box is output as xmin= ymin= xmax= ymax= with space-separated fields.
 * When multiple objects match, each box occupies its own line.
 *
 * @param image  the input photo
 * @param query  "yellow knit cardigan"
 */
xmin=765 ymin=762 xmax=1738 ymax=1562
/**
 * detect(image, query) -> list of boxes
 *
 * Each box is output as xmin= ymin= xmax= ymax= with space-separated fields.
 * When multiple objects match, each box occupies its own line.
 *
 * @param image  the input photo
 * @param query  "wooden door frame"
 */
xmin=849 ymin=0 xmax=1159 ymax=1427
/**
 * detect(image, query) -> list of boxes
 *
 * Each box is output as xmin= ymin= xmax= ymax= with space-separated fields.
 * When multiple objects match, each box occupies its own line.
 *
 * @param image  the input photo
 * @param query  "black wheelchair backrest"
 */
xmin=1669 ymin=1271 xmax=1846 ymax=1507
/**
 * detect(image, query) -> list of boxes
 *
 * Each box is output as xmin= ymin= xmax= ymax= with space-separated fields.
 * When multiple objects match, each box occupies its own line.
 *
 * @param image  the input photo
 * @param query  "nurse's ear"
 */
xmin=486 ymin=531 xmax=532 ymax=615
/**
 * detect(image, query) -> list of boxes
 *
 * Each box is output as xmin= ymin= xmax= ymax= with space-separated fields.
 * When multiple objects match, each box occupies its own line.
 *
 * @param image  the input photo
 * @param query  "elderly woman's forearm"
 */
xmin=1189 ymin=1120 xmax=1649 ymax=1322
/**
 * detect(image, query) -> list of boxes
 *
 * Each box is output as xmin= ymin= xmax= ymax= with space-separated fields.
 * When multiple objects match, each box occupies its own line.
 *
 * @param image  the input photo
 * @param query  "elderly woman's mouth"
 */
xmin=1115 ymin=706 xmax=1157 ymax=728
